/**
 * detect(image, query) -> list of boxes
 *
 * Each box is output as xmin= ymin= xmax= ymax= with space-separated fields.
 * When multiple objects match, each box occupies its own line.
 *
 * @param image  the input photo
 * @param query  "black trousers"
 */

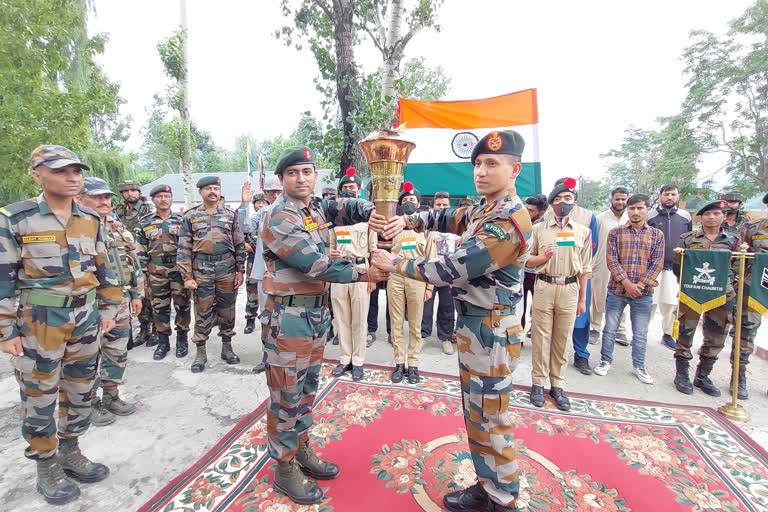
xmin=522 ymin=271 xmax=536 ymax=329
xmin=367 ymin=284 xmax=390 ymax=334
xmin=421 ymin=285 xmax=455 ymax=340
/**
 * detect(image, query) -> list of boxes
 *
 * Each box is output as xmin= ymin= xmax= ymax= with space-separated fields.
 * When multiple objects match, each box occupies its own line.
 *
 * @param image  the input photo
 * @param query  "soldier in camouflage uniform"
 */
xmin=734 ymin=192 xmax=768 ymax=400
xmin=0 ymin=145 xmax=122 ymax=504
xmin=673 ymin=200 xmax=741 ymax=398
xmin=115 ymin=180 xmax=156 ymax=346
xmin=720 ymin=191 xmax=751 ymax=235
xmin=76 ymin=178 xmax=145 ymax=426
xmin=243 ymin=193 xmax=269 ymax=334
xmin=136 ymin=184 xmax=192 ymax=360
xmin=177 ymin=176 xmax=246 ymax=373
xmin=372 ymin=130 xmax=532 ymax=512
xmin=260 ymin=146 xmax=392 ymax=505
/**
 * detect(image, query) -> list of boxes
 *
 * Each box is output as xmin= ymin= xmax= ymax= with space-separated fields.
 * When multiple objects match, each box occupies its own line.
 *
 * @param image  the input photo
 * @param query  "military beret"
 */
xmin=470 ymin=130 xmax=525 ymax=164
xmin=30 ymin=144 xmax=90 ymax=171
xmin=275 ymin=146 xmax=315 ymax=175
xmin=338 ymin=167 xmax=362 ymax=191
xmin=696 ymin=200 xmax=727 ymax=217
xmin=196 ymin=176 xmax=221 ymax=188
xmin=398 ymin=182 xmax=421 ymax=204
xmin=83 ymin=177 xmax=115 ymax=196
xmin=548 ymin=177 xmax=578 ymax=204
xmin=252 ymin=193 xmax=267 ymax=203
xmin=150 ymin=184 xmax=172 ymax=197
xmin=117 ymin=180 xmax=141 ymax=192
xmin=720 ymin=191 xmax=744 ymax=203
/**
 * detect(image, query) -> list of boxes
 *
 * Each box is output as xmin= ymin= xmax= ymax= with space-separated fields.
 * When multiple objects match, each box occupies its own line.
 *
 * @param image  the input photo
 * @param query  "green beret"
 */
xmin=398 ymin=182 xmax=421 ymax=204
xmin=719 ymin=191 xmax=744 ymax=203
xmin=118 ymin=180 xmax=141 ymax=192
xmin=196 ymin=176 xmax=221 ymax=188
xmin=338 ymin=167 xmax=362 ymax=191
xmin=275 ymin=146 xmax=315 ymax=175
xmin=470 ymin=130 xmax=525 ymax=164
xmin=696 ymin=200 xmax=727 ymax=217
xmin=150 ymin=184 xmax=173 ymax=197
xmin=547 ymin=177 xmax=578 ymax=204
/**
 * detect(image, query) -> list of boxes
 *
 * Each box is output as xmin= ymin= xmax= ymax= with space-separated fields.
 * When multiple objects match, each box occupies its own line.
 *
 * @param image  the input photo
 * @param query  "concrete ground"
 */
xmin=0 ymin=288 xmax=766 ymax=511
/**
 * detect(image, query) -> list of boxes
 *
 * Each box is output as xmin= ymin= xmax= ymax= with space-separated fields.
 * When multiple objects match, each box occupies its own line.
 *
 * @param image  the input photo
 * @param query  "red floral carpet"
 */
xmin=138 ymin=363 xmax=768 ymax=512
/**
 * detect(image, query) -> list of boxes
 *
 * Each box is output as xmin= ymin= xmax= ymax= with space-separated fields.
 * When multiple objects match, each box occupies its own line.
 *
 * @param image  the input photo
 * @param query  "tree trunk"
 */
xmin=333 ymin=0 xmax=362 ymax=175
xmin=179 ymin=0 xmax=194 ymax=208
xmin=380 ymin=0 xmax=403 ymax=116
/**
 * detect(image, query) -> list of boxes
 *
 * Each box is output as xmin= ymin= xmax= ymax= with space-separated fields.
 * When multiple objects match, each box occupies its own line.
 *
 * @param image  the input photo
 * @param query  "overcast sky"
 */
xmin=89 ymin=0 xmax=752 ymax=191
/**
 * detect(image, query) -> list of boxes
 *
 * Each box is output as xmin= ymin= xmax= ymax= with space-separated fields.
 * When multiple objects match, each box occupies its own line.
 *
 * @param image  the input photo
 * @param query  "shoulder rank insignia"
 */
xmin=483 ymin=222 xmax=508 ymax=241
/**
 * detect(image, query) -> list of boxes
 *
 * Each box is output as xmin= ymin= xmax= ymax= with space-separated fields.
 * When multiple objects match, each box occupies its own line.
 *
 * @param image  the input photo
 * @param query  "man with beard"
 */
xmin=115 ymin=180 xmax=156 ymax=347
xmin=647 ymin=184 xmax=692 ymax=349
xmin=720 ymin=191 xmax=751 ymax=235
xmin=177 ymin=177 xmax=246 ymax=373
xmin=590 ymin=187 xmax=630 ymax=345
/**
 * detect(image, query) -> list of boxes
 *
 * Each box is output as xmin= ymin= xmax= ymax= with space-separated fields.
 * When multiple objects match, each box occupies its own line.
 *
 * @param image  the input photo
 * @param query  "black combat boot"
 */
xmin=693 ymin=356 xmax=721 ymax=397
xmin=58 ymin=438 xmax=109 ymax=483
xmin=244 ymin=318 xmax=256 ymax=334
xmin=36 ymin=456 xmax=80 ymax=505
xmin=191 ymin=343 xmax=207 ymax=373
xmin=145 ymin=324 xmax=159 ymax=347
xmin=391 ymin=364 xmax=405 ymax=383
xmin=176 ymin=331 xmax=189 ymax=358
xmin=153 ymin=333 xmax=170 ymax=360
xmin=135 ymin=323 xmax=149 ymax=347
xmin=529 ymin=385 xmax=545 ymax=407
xmin=273 ymin=460 xmax=323 ymax=505
xmin=731 ymin=365 xmax=749 ymax=400
xmin=221 ymin=337 xmax=240 ymax=364
xmin=549 ymin=387 xmax=571 ymax=411
xmin=444 ymin=481 xmax=488 ymax=512
xmin=295 ymin=439 xmax=340 ymax=480
xmin=674 ymin=357 xmax=693 ymax=394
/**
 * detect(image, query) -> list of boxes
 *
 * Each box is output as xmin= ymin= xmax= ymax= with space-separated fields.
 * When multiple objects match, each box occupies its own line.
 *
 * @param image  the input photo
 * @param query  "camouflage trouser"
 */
xmin=245 ymin=278 xmax=260 ymax=320
xmin=95 ymin=291 xmax=131 ymax=392
xmin=675 ymin=299 xmax=749 ymax=363
xmin=733 ymin=289 xmax=759 ymax=366
xmin=191 ymin=255 xmax=237 ymax=343
xmin=148 ymin=266 xmax=191 ymax=335
xmin=455 ymin=308 xmax=522 ymax=508
xmin=13 ymin=301 xmax=101 ymax=460
xmin=261 ymin=297 xmax=331 ymax=462
xmin=139 ymin=279 xmax=153 ymax=328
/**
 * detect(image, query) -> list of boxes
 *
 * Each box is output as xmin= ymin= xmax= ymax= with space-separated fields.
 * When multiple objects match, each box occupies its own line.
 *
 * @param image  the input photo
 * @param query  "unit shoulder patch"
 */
xmin=483 ymin=222 xmax=509 ymax=241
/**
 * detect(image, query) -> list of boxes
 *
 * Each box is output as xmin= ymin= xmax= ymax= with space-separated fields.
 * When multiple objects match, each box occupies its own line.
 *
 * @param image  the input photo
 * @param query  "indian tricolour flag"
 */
xmin=556 ymin=232 xmax=576 ymax=246
xmin=399 ymin=88 xmax=541 ymax=197
xmin=336 ymin=231 xmax=351 ymax=244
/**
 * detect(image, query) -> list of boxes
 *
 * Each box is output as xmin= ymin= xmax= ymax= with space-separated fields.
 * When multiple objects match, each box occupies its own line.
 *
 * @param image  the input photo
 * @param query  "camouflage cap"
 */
xmin=83 ymin=177 xmax=116 ymax=196
xmin=150 ymin=184 xmax=172 ymax=197
xmin=719 ymin=191 xmax=744 ymax=203
xmin=275 ymin=146 xmax=315 ymax=175
xmin=696 ymin=200 xmax=727 ymax=217
xmin=470 ymin=130 xmax=525 ymax=164
xmin=30 ymin=144 xmax=90 ymax=171
xmin=322 ymin=187 xmax=336 ymax=196
xmin=263 ymin=175 xmax=283 ymax=191
xmin=118 ymin=180 xmax=141 ymax=192
xmin=196 ymin=176 xmax=221 ymax=188
xmin=252 ymin=193 xmax=267 ymax=203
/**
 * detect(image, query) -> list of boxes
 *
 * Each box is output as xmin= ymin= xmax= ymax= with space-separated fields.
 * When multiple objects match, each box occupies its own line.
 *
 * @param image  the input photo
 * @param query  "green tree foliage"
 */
xmin=680 ymin=0 xmax=768 ymax=194
xmin=0 ymin=0 xmax=124 ymax=205
xmin=576 ymin=177 xmax=612 ymax=212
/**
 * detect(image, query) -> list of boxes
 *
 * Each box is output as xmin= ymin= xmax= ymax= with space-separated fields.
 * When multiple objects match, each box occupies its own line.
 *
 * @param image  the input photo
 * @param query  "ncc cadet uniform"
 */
xmin=388 ymin=185 xmax=436 ymax=384
xmin=673 ymin=201 xmax=740 ymax=398
xmin=393 ymin=131 xmax=531 ymax=512
xmin=734 ymin=193 xmax=768 ymax=399
xmin=529 ymin=180 xmax=592 ymax=412
xmin=177 ymin=176 xmax=246 ymax=373
xmin=0 ymin=146 xmax=121 ymax=504
xmin=244 ymin=193 xmax=268 ymax=334
xmin=136 ymin=184 xmax=192 ymax=360
xmin=78 ymin=178 xmax=145 ymax=428
xmin=115 ymin=180 xmax=156 ymax=346
xmin=260 ymin=146 xmax=379 ymax=505
xmin=329 ymin=169 xmax=377 ymax=381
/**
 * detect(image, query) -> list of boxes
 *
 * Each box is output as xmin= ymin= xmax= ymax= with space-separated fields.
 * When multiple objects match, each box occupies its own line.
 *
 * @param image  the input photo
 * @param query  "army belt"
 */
xmin=151 ymin=255 xmax=177 ymax=265
xmin=537 ymin=274 xmax=578 ymax=285
xmin=271 ymin=294 xmax=329 ymax=308
xmin=344 ymin=256 xmax=367 ymax=265
xmin=21 ymin=288 xmax=97 ymax=308
xmin=195 ymin=253 xmax=228 ymax=262
xmin=454 ymin=300 xmax=512 ymax=317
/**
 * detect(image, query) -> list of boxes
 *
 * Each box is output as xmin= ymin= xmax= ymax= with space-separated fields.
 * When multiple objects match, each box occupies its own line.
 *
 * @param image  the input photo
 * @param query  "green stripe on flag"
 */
xmin=404 ymin=162 xmax=542 ymax=197
xmin=748 ymin=252 xmax=768 ymax=315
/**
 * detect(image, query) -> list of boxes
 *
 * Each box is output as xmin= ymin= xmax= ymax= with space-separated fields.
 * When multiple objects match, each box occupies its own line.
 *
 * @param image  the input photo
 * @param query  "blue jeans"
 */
xmin=600 ymin=290 xmax=652 ymax=368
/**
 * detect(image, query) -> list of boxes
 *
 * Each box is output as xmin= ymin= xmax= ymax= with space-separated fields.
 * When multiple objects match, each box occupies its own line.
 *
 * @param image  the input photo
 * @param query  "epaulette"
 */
xmin=0 ymin=199 xmax=38 ymax=217
xmin=283 ymin=197 xmax=304 ymax=213
xmin=679 ymin=230 xmax=694 ymax=239
xmin=489 ymin=198 xmax=515 ymax=220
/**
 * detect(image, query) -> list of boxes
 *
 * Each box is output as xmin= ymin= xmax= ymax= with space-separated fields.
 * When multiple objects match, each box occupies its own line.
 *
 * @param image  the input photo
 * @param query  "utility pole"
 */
xmin=179 ymin=0 xmax=194 ymax=208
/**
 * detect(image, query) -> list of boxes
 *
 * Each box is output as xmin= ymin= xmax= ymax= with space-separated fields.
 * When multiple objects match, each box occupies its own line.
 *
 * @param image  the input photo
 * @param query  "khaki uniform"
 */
xmin=387 ymin=229 xmax=436 ymax=367
xmin=330 ymin=223 xmax=376 ymax=366
xmin=591 ymin=209 xmax=628 ymax=334
xmin=530 ymin=218 xmax=592 ymax=387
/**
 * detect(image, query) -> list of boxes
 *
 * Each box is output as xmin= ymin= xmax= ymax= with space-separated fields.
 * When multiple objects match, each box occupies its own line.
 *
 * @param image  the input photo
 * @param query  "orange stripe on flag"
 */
xmin=399 ymin=89 xmax=538 ymax=129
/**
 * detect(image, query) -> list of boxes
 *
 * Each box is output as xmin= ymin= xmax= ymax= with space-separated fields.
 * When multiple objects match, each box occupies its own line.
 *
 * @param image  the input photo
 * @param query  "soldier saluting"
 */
xmin=0 ymin=145 xmax=122 ymax=505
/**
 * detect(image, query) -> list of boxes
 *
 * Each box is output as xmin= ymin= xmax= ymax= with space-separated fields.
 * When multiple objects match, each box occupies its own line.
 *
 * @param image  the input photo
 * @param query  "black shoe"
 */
xmin=351 ymin=365 xmax=364 ymax=381
xmin=588 ymin=329 xmax=600 ymax=345
xmin=694 ymin=356 xmax=721 ymax=397
xmin=662 ymin=334 xmax=676 ymax=350
xmin=391 ymin=364 xmax=405 ymax=383
xmin=253 ymin=361 xmax=267 ymax=374
xmin=574 ymin=355 xmax=593 ymax=375
xmin=443 ymin=481 xmax=488 ymax=512
xmin=549 ymin=387 xmax=571 ymax=411
xmin=366 ymin=332 xmax=376 ymax=348
xmin=407 ymin=366 xmax=420 ymax=384
xmin=145 ymin=325 xmax=159 ymax=347
xmin=674 ymin=357 xmax=693 ymax=394
xmin=331 ymin=363 xmax=352 ymax=377
xmin=134 ymin=324 xmax=149 ymax=347
xmin=153 ymin=333 xmax=170 ymax=360
xmin=615 ymin=332 xmax=630 ymax=346
xmin=530 ymin=385 xmax=545 ymax=407
xmin=244 ymin=318 xmax=256 ymax=334
xmin=176 ymin=332 xmax=188 ymax=358
xmin=733 ymin=365 xmax=749 ymax=400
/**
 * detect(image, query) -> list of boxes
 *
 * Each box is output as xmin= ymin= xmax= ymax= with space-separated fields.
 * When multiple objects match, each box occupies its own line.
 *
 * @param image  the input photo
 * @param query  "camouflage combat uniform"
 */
xmin=674 ymin=228 xmax=740 ymax=361
xmin=723 ymin=212 xmax=751 ymax=236
xmin=115 ymin=197 xmax=155 ymax=331
xmin=397 ymin=190 xmax=532 ymax=508
xmin=737 ymin=218 xmax=768 ymax=365
xmin=177 ymin=204 xmax=245 ymax=345
xmin=136 ymin=211 xmax=191 ymax=339
xmin=260 ymin=195 xmax=375 ymax=462
xmin=0 ymin=195 xmax=122 ymax=459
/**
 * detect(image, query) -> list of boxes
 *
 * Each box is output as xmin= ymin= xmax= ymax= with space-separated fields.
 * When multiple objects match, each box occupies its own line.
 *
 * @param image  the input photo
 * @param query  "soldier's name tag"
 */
xmin=142 ymin=225 xmax=157 ymax=231
xmin=688 ymin=244 xmax=706 ymax=248
xmin=483 ymin=222 xmax=508 ymax=241
xmin=22 ymin=235 xmax=57 ymax=243
xmin=754 ymin=235 xmax=768 ymax=240
xmin=190 ymin=217 xmax=208 ymax=223
xmin=304 ymin=217 xmax=318 ymax=232
xmin=401 ymin=237 xmax=417 ymax=250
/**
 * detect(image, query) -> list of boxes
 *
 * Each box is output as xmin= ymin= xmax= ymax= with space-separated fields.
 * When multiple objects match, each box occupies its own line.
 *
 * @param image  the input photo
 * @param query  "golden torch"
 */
xmin=359 ymin=128 xmax=416 ymax=250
